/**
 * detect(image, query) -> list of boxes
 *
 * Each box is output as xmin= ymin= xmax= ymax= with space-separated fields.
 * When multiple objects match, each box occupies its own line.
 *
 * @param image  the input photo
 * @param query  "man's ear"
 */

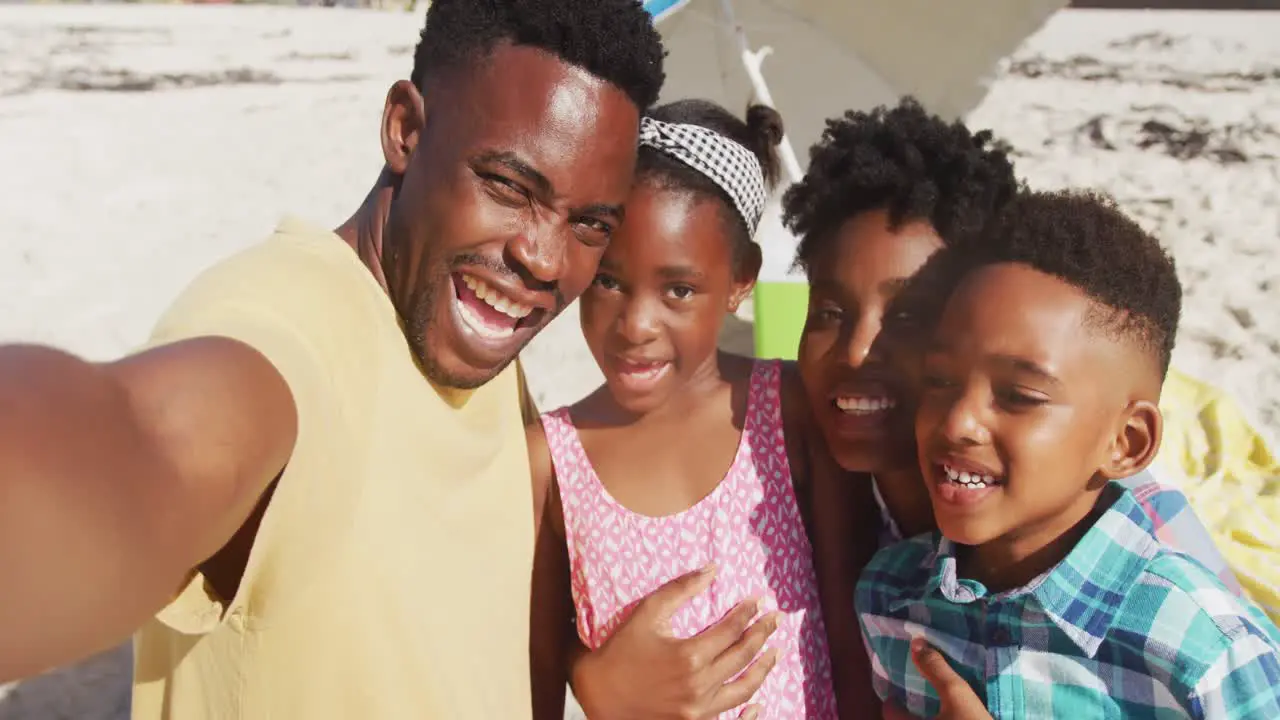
xmin=1099 ymin=400 xmax=1163 ymax=480
xmin=381 ymin=79 xmax=427 ymax=175
xmin=728 ymin=242 xmax=762 ymax=313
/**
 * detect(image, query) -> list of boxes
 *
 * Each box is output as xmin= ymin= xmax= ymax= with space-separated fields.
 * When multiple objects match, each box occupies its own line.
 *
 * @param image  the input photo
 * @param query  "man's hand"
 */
xmin=882 ymin=638 xmax=992 ymax=720
xmin=571 ymin=564 xmax=780 ymax=720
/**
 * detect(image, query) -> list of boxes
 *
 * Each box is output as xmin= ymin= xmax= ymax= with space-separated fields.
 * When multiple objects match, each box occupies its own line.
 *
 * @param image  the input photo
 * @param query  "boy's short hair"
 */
xmin=411 ymin=0 xmax=665 ymax=111
xmin=960 ymin=189 xmax=1183 ymax=379
xmin=783 ymin=97 xmax=1020 ymax=274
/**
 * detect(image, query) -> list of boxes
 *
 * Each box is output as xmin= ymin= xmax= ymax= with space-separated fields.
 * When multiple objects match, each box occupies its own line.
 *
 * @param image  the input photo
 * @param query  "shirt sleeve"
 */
xmin=142 ymin=235 xmax=379 ymax=633
xmin=1187 ymin=631 xmax=1280 ymax=719
xmin=1120 ymin=472 xmax=1243 ymax=596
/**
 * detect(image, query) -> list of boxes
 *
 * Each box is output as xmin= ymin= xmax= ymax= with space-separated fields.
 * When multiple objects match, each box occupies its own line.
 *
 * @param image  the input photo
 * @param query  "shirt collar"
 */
xmin=903 ymin=483 xmax=1161 ymax=657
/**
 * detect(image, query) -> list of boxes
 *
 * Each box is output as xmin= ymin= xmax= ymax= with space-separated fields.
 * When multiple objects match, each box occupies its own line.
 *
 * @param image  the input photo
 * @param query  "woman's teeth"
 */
xmin=834 ymin=396 xmax=896 ymax=415
xmin=942 ymin=464 xmax=1001 ymax=489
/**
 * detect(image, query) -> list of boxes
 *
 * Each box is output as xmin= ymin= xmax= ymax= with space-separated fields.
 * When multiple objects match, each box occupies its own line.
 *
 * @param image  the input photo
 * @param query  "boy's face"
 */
xmin=915 ymin=262 xmax=1158 ymax=550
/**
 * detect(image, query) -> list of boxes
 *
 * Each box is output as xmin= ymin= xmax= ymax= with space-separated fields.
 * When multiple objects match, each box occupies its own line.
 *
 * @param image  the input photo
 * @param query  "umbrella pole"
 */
xmin=718 ymin=0 xmax=803 ymax=184
xmin=717 ymin=0 xmax=809 ymax=361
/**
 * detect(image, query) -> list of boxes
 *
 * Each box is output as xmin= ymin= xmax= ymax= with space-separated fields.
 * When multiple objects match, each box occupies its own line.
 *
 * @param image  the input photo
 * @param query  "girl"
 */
xmin=528 ymin=99 xmax=839 ymax=720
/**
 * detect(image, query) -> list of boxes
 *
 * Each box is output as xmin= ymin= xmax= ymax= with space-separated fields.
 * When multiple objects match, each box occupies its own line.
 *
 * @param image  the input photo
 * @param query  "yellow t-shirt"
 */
xmin=131 ymin=217 xmax=535 ymax=719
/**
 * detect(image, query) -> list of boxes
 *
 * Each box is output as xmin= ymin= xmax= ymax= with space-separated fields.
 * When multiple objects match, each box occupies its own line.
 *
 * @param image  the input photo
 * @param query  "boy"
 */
xmin=857 ymin=189 xmax=1280 ymax=718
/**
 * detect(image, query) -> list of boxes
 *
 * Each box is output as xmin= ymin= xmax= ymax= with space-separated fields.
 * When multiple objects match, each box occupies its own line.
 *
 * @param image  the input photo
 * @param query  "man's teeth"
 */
xmin=834 ymin=396 xmax=896 ymax=415
xmin=943 ymin=464 xmax=1000 ymax=489
xmin=457 ymin=302 xmax=515 ymax=339
xmin=461 ymin=275 xmax=533 ymax=320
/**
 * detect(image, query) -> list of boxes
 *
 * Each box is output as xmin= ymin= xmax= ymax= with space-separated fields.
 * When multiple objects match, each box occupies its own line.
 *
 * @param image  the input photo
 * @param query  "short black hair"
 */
xmin=962 ymin=189 xmax=1183 ymax=378
xmin=410 ymin=0 xmax=665 ymax=112
xmin=783 ymin=97 xmax=1019 ymax=274
xmin=638 ymin=100 xmax=785 ymax=267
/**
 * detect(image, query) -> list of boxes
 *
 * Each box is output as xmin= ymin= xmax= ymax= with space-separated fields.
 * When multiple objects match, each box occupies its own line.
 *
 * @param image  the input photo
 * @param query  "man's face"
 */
xmin=914 ymin=263 xmax=1131 ymax=550
xmin=385 ymin=43 xmax=640 ymax=389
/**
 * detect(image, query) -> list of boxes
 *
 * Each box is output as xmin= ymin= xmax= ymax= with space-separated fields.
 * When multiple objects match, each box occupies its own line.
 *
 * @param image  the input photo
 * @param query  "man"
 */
xmin=0 ymin=1 xmax=663 ymax=717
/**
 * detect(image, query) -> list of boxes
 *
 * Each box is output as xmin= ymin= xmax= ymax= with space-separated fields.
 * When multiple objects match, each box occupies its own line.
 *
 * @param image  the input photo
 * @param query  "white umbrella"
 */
xmin=643 ymin=0 xmax=1067 ymax=358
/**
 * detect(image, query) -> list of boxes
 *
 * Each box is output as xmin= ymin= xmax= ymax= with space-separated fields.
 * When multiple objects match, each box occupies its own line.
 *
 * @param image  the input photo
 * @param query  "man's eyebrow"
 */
xmin=578 ymin=203 xmax=625 ymax=222
xmin=474 ymin=151 xmax=624 ymax=221
xmin=474 ymin=150 xmax=553 ymax=197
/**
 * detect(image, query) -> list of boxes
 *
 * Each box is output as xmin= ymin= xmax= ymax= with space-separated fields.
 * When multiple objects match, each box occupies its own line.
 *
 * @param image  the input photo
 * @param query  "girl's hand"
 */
xmin=570 ymin=565 xmax=780 ymax=720
xmin=882 ymin=638 xmax=992 ymax=720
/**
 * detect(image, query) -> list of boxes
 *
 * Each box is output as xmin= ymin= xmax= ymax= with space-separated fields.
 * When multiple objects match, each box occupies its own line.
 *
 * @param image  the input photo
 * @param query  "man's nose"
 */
xmin=507 ymin=221 xmax=568 ymax=285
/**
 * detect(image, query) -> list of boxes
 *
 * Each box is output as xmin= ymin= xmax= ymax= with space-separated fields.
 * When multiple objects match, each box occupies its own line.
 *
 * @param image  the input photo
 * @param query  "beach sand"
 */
xmin=1 ymin=5 xmax=1277 ymax=718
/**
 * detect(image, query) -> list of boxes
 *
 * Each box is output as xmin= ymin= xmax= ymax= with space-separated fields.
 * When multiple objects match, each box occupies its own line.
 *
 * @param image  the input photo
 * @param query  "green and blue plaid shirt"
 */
xmin=857 ymin=483 xmax=1280 ymax=718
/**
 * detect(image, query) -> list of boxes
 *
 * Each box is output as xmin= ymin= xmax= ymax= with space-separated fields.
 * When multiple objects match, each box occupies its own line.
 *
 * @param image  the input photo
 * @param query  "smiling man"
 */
xmin=0 ymin=1 xmax=663 ymax=718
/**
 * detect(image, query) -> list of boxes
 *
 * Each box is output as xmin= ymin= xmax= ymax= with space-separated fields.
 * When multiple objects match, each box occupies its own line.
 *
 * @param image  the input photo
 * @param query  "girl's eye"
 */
xmin=593 ymin=273 xmax=621 ymax=292
xmin=667 ymin=285 xmax=695 ymax=300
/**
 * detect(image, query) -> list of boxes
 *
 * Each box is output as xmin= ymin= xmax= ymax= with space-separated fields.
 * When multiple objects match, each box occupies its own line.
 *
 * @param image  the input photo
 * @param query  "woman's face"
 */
xmin=797 ymin=208 xmax=944 ymax=473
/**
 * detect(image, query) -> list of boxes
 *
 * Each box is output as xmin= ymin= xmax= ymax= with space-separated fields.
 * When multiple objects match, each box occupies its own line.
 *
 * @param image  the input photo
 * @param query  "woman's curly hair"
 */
xmin=783 ymin=97 xmax=1020 ymax=274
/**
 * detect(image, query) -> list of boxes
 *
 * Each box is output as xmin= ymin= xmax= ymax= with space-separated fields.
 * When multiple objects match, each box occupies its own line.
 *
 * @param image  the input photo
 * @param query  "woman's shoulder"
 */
xmin=772 ymin=360 xmax=811 ymax=440
xmin=777 ymin=359 xmax=805 ymax=400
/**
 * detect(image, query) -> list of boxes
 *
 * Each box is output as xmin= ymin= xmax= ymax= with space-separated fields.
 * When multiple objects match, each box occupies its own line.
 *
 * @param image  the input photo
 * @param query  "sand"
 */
xmin=1 ymin=5 xmax=1277 ymax=719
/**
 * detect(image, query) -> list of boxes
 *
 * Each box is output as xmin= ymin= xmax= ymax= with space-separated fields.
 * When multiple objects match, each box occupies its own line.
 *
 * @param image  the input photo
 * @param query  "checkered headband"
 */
xmin=638 ymin=116 xmax=768 ymax=235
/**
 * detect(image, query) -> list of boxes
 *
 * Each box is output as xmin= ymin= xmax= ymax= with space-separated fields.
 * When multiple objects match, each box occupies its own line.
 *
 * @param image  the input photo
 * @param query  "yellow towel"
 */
xmin=1158 ymin=367 xmax=1280 ymax=623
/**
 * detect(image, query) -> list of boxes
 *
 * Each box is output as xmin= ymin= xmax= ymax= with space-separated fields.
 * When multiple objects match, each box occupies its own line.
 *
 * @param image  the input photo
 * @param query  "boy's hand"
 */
xmin=881 ymin=638 xmax=991 ymax=720
xmin=571 ymin=565 xmax=780 ymax=719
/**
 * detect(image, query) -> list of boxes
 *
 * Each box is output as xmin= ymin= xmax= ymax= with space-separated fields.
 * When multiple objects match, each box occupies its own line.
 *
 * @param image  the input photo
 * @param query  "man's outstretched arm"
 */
xmin=0 ymin=338 xmax=296 ymax=681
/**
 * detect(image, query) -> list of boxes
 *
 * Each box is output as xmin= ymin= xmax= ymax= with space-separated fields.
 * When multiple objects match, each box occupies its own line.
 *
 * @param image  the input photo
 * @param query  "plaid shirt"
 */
xmin=858 ymin=483 xmax=1280 ymax=718
xmin=872 ymin=470 xmax=1243 ymax=595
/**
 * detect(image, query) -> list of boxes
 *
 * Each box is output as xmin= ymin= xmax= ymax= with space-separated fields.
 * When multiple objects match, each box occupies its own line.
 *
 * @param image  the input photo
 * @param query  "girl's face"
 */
xmin=797 ymin=209 xmax=944 ymax=473
xmin=580 ymin=180 xmax=758 ymax=415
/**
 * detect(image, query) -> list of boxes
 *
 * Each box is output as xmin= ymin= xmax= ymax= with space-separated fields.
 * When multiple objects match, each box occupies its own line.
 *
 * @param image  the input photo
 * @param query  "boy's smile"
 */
xmin=929 ymin=455 xmax=1007 ymax=507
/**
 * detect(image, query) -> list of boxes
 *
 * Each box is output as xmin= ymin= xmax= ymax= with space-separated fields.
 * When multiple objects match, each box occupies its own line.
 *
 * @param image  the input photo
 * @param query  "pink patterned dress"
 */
xmin=542 ymin=360 xmax=838 ymax=719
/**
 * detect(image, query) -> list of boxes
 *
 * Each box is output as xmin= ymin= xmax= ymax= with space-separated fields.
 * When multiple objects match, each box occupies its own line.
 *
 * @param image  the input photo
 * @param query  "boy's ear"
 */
xmin=728 ymin=243 xmax=762 ymax=313
xmin=1099 ymin=400 xmax=1163 ymax=480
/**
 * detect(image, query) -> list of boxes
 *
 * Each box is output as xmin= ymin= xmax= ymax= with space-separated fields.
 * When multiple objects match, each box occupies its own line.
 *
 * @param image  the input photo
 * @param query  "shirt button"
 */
xmin=993 ymin=628 xmax=1011 ymax=645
